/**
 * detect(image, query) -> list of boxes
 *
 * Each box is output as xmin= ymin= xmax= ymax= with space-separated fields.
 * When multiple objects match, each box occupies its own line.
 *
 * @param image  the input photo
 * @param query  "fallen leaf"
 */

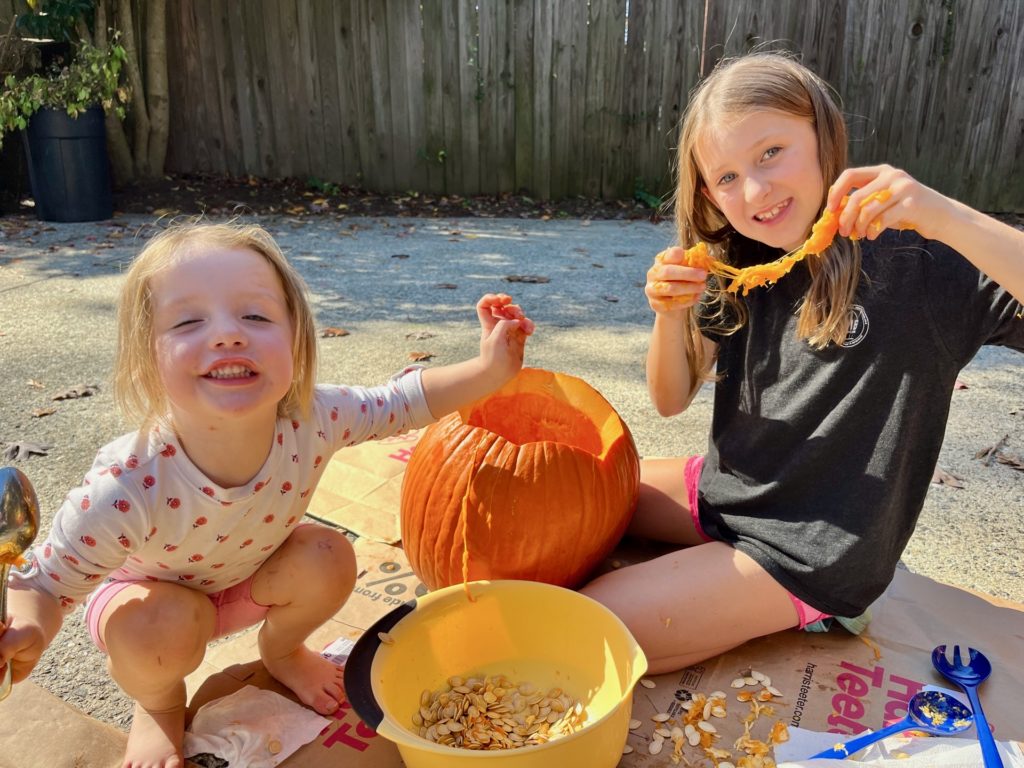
xmin=321 ymin=327 xmax=350 ymax=338
xmin=2 ymin=441 xmax=53 ymax=461
xmin=26 ymin=379 xmax=44 ymax=389
xmin=408 ymin=351 xmax=434 ymax=362
xmin=52 ymin=383 xmax=100 ymax=401
xmin=995 ymin=453 xmax=1024 ymax=471
xmin=434 ymin=283 xmax=458 ymax=289
xmin=406 ymin=331 xmax=435 ymax=340
xmin=930 ymin=467 xmax=964 ymax=488
xmin=974 ymin=435 xmax=1010 ymax=466
xmin=503 ymin=275 xmax=550 ymax=284
xmin=603 ymin=295 xmax=620 ymax=303
xmin=31 ymin=407 xmax=57 ymax=418
xmin=391 ymin=254 xmax=410 ymax=259
xmin=614 ymin=252 xmax=635 ymax=258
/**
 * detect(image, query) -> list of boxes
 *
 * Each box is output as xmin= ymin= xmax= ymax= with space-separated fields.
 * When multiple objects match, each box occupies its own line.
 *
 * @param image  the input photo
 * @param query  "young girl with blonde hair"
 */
xmin=582 ymin=51 xmax=1023 ymax=674
xmin=0 ymin=221 xmax=535 ymax=768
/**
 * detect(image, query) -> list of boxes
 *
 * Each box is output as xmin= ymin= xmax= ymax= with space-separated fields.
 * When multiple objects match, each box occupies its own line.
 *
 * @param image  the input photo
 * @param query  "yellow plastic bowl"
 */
xmin=344 ymin=580 xmax=647 ymax=767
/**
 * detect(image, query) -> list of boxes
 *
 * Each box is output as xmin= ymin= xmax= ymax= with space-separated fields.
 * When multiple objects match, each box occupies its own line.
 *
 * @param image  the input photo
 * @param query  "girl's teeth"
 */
xmin=207 ymin=365 xmax=252 ymax=379
xmin=757 ymin=202 xmax=786 ymax=221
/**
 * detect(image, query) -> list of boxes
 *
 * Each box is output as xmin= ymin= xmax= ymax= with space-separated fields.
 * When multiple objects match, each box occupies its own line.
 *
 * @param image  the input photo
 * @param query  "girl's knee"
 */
xmin=275 ymin=525 xmax=357 ymax=595
xmin=102 ymin=583 xmax=214 ymax=665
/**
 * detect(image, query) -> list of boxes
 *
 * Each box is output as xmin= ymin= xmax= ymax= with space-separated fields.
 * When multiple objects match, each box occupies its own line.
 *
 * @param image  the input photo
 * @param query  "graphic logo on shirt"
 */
xmin=841 ymin=304 xmax=870 ymax=348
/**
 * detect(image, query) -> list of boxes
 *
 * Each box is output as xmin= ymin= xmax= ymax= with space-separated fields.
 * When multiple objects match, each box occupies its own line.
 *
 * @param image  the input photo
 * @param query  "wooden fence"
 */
xmin=3 ymin=1 xmax=1023 ymax=210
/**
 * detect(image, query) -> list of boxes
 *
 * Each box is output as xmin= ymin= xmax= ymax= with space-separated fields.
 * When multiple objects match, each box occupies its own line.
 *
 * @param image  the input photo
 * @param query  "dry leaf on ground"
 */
xmin=503 ymin=274 xmax=550 ymax=284
xmin=931 ymin=467 xmax=965 ymax=488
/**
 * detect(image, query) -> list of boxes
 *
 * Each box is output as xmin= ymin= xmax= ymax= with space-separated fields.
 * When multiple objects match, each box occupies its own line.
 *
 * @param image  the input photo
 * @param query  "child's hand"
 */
xmin=646 ymin=248 xmax=707 ymax=314
xmin=828 ymin=164 xmax=952 ymax=243
xmin=0 ymin=618 xmax=47 ymax=686
xmin=476 ymin=293 xmax=535 ymax=380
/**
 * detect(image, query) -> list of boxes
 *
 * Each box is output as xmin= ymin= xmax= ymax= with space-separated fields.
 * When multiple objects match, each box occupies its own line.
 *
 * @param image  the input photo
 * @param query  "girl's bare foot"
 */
xmin=123 ymin=701 xmax=185 ymax=768
xmin=263 ymin=645 xmax=345 ymax=714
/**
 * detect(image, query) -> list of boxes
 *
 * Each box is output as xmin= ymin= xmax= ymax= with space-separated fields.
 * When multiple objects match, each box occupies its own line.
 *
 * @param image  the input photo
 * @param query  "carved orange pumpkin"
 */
xmin=400 ymin=367 xmax=640 ymax=590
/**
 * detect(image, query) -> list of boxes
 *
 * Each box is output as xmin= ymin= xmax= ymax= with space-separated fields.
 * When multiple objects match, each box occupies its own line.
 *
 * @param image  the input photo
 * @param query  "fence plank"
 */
xmin=295 ymin=0 xmax=325 ymax=181
xmin=531 ymin=0 xmax=553 ymax=199
xmin=478 ymin=1 xmax=511 ymax=194
xmin=332 ymin=0 xmax=363 ymax=186
xmin=352 ymin=0 xmax=393 ymax=190
xmin=223 ymin=1 xmax=260 ymax=176
xmin=513 ymin=0 xmax=534 ymax=195
xmin=565 ymin=0 xmax=589 ymax=197
xmin=600 ymin=0 xmax=628 ymax=199
xmin=312 ymin=0 xmax=344 ymax=183
xmin=440 ymin=0 xmax=465 ymax=193
xmin=384 ymin=1 xmax=414 ymax=192
xmin=420 ymin=1 xmax=446 ymax=193
xmin=457 ymin=0 xmax=481 ymax=195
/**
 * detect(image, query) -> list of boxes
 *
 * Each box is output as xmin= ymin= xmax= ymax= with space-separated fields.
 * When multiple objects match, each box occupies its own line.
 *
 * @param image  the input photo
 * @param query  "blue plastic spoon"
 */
xmin=810 ymin=690 xmax=973 ymax=760
xmin=932 ymin=644 xmax=1004 ymax=768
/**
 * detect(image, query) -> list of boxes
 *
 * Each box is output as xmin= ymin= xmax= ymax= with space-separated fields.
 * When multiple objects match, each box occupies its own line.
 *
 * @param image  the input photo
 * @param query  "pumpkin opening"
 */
xmin=463 ymin=392 xmax=604 ymax=456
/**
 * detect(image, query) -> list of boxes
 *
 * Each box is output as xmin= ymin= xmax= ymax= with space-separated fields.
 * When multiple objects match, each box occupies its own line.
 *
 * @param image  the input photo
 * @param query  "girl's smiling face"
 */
xmin=150 ymin=246 xmax=295 ymax=431
xmin=696 ymin=110 xmax=825 ymax=252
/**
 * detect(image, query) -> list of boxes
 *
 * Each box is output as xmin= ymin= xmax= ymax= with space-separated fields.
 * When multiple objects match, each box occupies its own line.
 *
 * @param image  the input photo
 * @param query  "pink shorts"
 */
xmin=684 ymin=455 xmax=831 ymax=630
xmin=85 ymin=574 xmax=271 ymax=653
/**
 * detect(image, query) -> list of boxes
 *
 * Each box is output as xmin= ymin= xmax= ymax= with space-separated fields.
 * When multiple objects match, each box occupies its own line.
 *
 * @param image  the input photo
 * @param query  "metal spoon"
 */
xmin=932 ymin=644 xmax=1004 ymax=768
xmin=0 ymin=467 xmax=41 ymax=701
xmin=810 ymin=690 xmax=973 ymax=760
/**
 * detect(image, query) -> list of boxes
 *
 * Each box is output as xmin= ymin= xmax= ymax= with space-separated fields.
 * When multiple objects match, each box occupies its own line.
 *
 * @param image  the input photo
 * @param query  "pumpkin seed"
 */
xmin=413 ymin=673 xmax=587 ymax=750
xmin=639 ymin=678 xmax=657 ymax=689
xmin=648 ymin=737 xmax=664 ymax=755
xmin=628 ymin=719 xmax=642 ymax=730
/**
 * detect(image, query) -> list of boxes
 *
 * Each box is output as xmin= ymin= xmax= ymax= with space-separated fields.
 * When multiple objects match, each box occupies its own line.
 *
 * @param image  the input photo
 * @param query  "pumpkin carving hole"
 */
xmin=464 ymin=393 xmax=603 ymax=455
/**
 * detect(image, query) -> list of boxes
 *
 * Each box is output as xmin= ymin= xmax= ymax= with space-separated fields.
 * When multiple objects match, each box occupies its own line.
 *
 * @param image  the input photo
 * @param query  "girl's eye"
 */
xmin=172 ymin=319 xmax=200 ymax=329
xmin=762 ymin=146 xmax=781 ymax=161
xmin=717 ymin=172 xmax=736 ymax=186
xmin=243 ymin=314 xmax=270 ymax=322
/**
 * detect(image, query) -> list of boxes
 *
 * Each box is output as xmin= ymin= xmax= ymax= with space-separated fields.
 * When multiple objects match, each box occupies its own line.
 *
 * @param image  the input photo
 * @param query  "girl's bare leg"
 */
xmin=581 ymin=457 xmax=800 ymax=674
xmin=100 ymin=582 xmax=216 ymax=768
xmin=251 ymin=524 xmax=356 ymax=715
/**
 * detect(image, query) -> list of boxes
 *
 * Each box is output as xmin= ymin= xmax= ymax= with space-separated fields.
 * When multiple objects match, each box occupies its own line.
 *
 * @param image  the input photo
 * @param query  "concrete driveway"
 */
xmin=1 ymin=212 xmax=1021 ymax=729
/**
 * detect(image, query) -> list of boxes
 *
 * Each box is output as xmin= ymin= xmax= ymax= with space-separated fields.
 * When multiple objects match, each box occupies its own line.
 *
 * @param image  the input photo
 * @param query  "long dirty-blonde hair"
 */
xmin=675 ymin=51 xmax=861 ymax=384
xmin=114 ymin=220 xmax=318 ymax=427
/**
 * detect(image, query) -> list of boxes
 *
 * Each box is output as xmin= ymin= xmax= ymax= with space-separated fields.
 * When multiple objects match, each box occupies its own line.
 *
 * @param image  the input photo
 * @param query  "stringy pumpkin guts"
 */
xmin=659 ymin=190 xmax=907 ymax=296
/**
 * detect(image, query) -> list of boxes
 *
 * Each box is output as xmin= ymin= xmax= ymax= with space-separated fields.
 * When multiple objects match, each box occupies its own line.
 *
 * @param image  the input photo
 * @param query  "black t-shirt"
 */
xmin=696 ymin=231 xmax=1023 ymax=617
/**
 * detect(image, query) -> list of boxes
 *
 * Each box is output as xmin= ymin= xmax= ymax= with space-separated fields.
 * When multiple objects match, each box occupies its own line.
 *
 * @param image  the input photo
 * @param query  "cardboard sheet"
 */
xmin=4 ymin=538 xmax=1022 ymax=767
xmin=303 ymin=430 xmax=422 ymax=543
xmin=176 ymin=538 xmax=1024 ymax=767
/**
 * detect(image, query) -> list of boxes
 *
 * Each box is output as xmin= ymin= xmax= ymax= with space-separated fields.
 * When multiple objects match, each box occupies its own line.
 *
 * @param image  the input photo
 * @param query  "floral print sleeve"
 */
xmin=315 ymin=366 xmax=435 ymax=451
xmin=12 ymin=453 xmax=152 ymax=612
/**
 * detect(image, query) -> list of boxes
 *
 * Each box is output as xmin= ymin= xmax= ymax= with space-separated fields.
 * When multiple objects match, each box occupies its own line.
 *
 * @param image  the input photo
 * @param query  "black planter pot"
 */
xmin=22 ymin=105 xmax=113 ymax=222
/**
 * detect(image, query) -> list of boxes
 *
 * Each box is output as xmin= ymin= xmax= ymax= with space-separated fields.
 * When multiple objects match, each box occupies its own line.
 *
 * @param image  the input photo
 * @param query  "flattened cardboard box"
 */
xmin=5 ymin=535 xmax=1023 ymax=767
xmin=182 ymin=538 xmax=1024 ymax=768
xmin=304 ymin=430 xmax=422 ymax=543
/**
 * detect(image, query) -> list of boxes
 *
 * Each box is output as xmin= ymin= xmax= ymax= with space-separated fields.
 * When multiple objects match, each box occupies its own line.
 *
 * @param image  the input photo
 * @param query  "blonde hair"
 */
xmin=114 ymin=220 xmax=318 ymax=427
xmin=674 ymin=51 xmax=861 ymax=384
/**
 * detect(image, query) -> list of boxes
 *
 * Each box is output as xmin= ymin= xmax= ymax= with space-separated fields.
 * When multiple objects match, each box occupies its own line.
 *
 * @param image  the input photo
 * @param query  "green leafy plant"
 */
xmin=0 ymin=36 xmax=128 ymax=150
xmin=16 ymin=0 xmax=95 ymax=42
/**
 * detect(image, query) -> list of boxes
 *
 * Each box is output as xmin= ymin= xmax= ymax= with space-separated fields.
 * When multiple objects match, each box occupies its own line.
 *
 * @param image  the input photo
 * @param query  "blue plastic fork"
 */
xmin=931 ymin=644 xmax=1004 ymax=768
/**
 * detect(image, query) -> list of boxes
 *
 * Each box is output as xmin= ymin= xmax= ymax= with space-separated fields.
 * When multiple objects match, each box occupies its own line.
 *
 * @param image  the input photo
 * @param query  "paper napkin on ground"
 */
xmin=776 ymin=725 xmax=1024 ymax=766
xmin=184 ymin=685 xmax=329 ymax=768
